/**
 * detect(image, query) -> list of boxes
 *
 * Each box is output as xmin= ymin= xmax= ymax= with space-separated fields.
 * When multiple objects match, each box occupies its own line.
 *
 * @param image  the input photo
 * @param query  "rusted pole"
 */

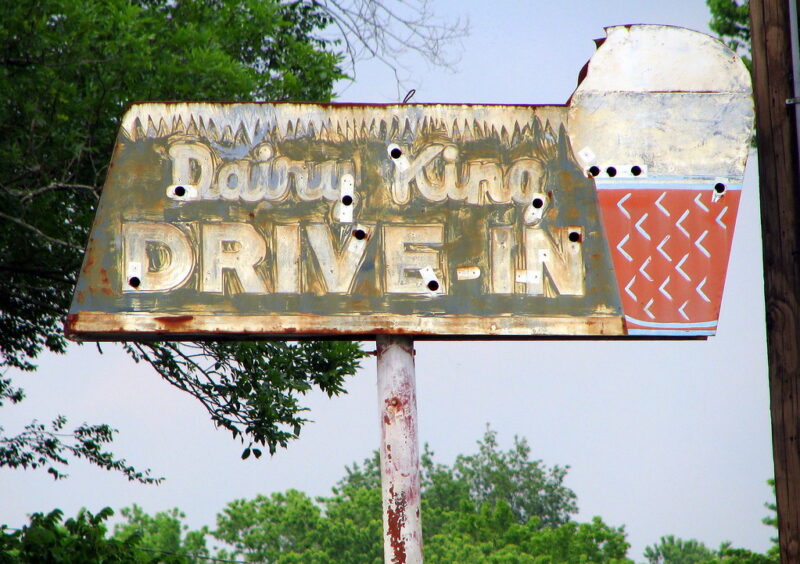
xmin=376 ymin=335 xmax=423 ymax=563
xmin=750 ymin=0 xmax=800 ymax=561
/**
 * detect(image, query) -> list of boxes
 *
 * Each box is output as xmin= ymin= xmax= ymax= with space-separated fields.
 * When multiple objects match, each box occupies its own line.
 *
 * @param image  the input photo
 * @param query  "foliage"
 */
xmin=112 ymin=504 xmax=209 ymax=563
xmin=212 ymin=427 xmax=619 ymax=563
xmin=0 ymin=507 xmax=149 ymax=563
xmin=644 ymin=535 xmax=717 ymax=564
xmin=0 ymin=416 xmax=159 ymax=483
xmin=0 ymin=377 xmax=157 ymax=482
xmin=0 ymin=0 xmax=343 ymax=371
xmin=762 ymin=479 xmax=779 ymax=558
xmin=124 ymin=340 xmax=364 ymax=455
xmin=643 ymin=536 xmax=779 ymax=564
xmin=706 ymin=0 xmax=751 ymax=58
xmin=2 ymin=428 xmax=779 ymax=563
xmin=447 ymin=426 xmax=577 ymax=527
xmin=0 ymin=0 xmax=365 ymax=480
xmin=214 ymin=490 xmax=326 ymax=563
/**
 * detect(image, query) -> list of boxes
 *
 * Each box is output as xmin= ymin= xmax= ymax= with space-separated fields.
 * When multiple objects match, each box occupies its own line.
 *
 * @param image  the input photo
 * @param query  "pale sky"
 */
xmin=0 ymin=1 xmax=773 ymax=561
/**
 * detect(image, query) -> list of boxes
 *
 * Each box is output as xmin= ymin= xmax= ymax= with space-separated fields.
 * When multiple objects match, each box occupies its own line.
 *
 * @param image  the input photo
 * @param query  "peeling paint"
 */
xmin=378 ymin=335 xmax=422 ymax=563
xmin=67 ymin=25 xmax=753 ymax=341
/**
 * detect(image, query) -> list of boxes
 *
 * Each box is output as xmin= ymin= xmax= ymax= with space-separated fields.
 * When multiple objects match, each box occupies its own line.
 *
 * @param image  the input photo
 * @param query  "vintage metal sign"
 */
xmin=66 ymin=25 xmax=754 ymax=340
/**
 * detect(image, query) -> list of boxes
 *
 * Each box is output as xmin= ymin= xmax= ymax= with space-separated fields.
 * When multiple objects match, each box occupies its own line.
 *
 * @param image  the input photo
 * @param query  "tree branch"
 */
xmin=0 ymin=211 xmax=84 ymax=252
xmin=17 ymin=183 xmax=100 ymax=204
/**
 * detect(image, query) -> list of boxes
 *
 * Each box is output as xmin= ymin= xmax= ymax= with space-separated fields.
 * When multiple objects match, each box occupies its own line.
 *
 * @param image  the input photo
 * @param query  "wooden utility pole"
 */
xmin=750 ymin=1 xmax=800 ymax=561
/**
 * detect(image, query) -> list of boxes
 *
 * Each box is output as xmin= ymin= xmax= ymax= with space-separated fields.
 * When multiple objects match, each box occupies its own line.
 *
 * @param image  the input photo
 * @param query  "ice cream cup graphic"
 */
xmin=568 ymin=25 xmax=754 ymax=336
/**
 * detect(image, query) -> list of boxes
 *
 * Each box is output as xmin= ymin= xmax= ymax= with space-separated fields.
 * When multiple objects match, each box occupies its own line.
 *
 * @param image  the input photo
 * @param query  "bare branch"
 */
xmin=315 ymin=0 xmax=469 ymax=96
xmin=0 ymin=211 xmax=84 ymax=252
xmin=16 ymin=183 xmax=100 ymax=204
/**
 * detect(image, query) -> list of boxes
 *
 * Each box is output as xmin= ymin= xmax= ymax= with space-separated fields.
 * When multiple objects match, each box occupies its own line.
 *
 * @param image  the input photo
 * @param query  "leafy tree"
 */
xmin=644 ymin=535 xmax=717 ymax=564
xmin=0 ymin=0 xmax=466 ymax=483
xmin=707 ymin=0 xmax=751 ymax=61
xmin=213 ymin=490 xmax=323 ymax=563
xmin=0 ymin=507 xmax=150 ymax=563
xmin=762 ymin=479 xmax=779 ymax=558
xmin=112 ymin=504 xmax=209 ymax=563
xmin=447 ymin=426 xmax=577 ymax=526
xmin=0 ymin=415 xmax=159 ymax=483
xmin=211 ymin=427 xmax=624 ymax=563
xmin=0 ymin=0 xmax=364 ymax=480
xmin=715 ymin=545 xmax=778 ymax=563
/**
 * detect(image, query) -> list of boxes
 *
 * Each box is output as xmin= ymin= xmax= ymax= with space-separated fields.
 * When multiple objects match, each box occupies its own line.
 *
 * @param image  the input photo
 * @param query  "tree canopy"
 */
xmin=2 ymin=427 xmax=777 ymax=563
xmin=0 ymin=0 xmax=364 ymax=480
xmin=0 ymin=0 xmax=468 ymax=483
xmin=706 ymin=0 xmax=751 ymax=67
xmin=149 ymin=427 xmax=632 ymax=563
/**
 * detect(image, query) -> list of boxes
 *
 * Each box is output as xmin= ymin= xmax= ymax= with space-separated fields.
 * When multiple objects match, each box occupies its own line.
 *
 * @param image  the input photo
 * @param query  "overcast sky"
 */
xmin=0 ymin=1 xmax=773 ymax=561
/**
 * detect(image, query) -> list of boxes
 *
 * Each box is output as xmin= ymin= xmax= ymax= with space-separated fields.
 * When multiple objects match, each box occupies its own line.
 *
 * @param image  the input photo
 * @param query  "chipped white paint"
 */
xmin=122 ymin=223 xmax=194 ymax=293
xmin=456 ymin=266 xmax=481 ymax=280
xmin=336 ymin=174 xmax=356 ymax=223
xmin=568 ymin=25 xmax=753 ymax=179
xmin=68 ymin=24 xmax=754 ymax=343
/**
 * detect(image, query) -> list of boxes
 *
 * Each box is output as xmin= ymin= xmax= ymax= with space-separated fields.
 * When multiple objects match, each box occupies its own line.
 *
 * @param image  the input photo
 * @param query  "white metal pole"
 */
xmin=376 ymin=334 xmax=423 ymax=564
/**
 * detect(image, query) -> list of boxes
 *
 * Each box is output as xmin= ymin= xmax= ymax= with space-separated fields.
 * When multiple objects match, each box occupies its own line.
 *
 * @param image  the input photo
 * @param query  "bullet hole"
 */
xmin=631 ymin=166 xmax=642 ymax=176
xmin=390 ymin=398 xmax=399 ymax=406
xmin=568 ymin=231 xmax=581 ymax=243
xmin=714 ymin=182 xmax=726 ymax=194
xmin=174 ymin=185 xmax=186 ymax=197
xmin=353 ymin=229 xmax=366 ymax=240
xmin=128 ymin=276 xmax=141 ymax=288
xmin=588 ymin=166 xmax=601 ymax=177
xmin=342 ymin=195 xmax=353 ymax=206
xmin=427 ymin=280 xmax=440 ymax=291
xmin=390 ymin=147 xmax=403 ymax=159
xmin=532 ymin=198 xmax=544 ymax=209
xmin=606 ymin=166 xmax=617 ymax=177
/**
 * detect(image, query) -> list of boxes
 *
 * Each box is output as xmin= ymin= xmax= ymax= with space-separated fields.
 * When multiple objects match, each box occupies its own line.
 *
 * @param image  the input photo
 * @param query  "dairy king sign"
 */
xmin=66 ymin=26 xmax=754 ymax=340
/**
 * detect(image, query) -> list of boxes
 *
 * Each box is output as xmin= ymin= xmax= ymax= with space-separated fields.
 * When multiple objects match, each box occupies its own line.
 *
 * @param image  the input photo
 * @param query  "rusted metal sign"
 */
xmin=66 ymin=25 xmax=754 ymax=340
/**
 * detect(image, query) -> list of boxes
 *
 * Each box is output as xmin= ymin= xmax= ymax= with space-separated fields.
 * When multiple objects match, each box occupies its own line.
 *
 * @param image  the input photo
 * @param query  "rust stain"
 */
xmin=82 ymin=253 xmax=95 ymax=274
xmin=386 ymin=486 xmax=408 ymax=564
xmin=63 ymin=311 xmax=629 ymax=340
xmin=64 ymin=314 xmax=78 ymax=336
xmin=154 ymin=315 xmax=195 ymax=325
xmin=67 ymin=25 xmax=754 ymax=341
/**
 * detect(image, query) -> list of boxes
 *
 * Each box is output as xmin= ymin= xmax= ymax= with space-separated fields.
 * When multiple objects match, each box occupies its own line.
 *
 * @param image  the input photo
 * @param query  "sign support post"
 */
xmin=376 ymin=335 xmax=423 ymax=563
